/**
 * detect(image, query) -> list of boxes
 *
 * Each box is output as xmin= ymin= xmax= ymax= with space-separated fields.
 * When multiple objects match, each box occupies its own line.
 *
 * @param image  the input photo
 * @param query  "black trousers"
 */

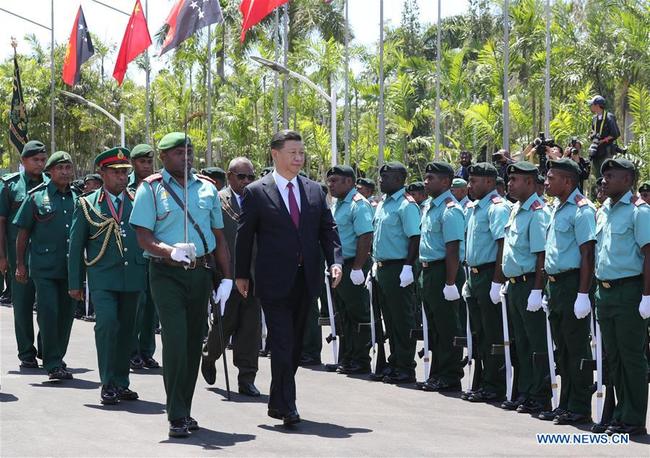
xmin=262 ymin=267 xmax=309 ymax=414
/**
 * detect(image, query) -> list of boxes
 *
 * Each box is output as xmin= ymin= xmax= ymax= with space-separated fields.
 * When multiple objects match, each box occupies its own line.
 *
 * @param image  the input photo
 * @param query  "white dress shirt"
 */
xmin=272 ymin=169 xmax=301 ymax=212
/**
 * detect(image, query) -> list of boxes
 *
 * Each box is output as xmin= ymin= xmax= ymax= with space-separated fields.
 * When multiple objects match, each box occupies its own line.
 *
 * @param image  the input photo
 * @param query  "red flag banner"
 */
xmin=62 ymin=6 xmax=95 ymax=86
xmin=240 ymin=0 xmax=289 ymax=43
xmin=113 ymin=0 xmax=152 ymax=85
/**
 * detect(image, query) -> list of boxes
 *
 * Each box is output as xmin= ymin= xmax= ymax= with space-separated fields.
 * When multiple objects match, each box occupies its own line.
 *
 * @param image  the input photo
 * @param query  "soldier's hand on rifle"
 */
xmin=330 ymin=264 xmax=342 ymax=289
xmin=443 ymin=283 xmax=460 ymax=301
xmin=350 ymin=269 xmax=365 ymax=286
xmin=236 ymin=278 xmax=249 ymax=298
xmin=638 ymin=295 xmax=650 ymax=319
xmin=170 ymin=242 xmax=196 ymax=264
xmin=213 ymin=279 xmax=233 ymax=313
xmin=573 ymin=293 xmax=591 ymax=319
xmin=526 ymin=289 xmax=543 ymax=312
xmin=489 ymin=282 xmax=503 ymax=304
xmin=15 ymin=263 xmax=28 ymax=284
xmin=69 ymin=289 xmax=84 ymax=301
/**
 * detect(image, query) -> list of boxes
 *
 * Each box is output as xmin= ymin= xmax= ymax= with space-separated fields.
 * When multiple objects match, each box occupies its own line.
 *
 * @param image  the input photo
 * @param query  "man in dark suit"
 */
xmin=201 ymin=157 xmax=262 ymax=397
xmin=235 ymin=130 xmax=343 ymax=425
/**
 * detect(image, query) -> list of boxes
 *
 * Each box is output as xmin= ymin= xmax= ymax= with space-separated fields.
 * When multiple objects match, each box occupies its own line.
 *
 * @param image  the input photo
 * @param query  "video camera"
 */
xmin=533 ymin=132 xmax=557 ymax=174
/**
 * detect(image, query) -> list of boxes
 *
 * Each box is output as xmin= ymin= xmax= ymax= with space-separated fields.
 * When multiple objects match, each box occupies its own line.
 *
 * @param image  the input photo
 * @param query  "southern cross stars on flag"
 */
xmin=159 ymin=0 xmax=223 ymax=56
xmin=62 ymin=6 xmax=95 ymax=86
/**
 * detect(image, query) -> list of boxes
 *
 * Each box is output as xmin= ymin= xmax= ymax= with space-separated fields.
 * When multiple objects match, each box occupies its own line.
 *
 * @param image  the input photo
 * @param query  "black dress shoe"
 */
xmin=368 ymin=367 xmax=394 ymax=382
xmin=467 ymin=389 xmax=501 ymax=403
xmin=337 ymin=362 xmax=370 ymax=375
xmin=48 ymin=367 xmax=73 ymax=380
xmin=538 ymin=407 xmax=567 ymax=421
xmin=461 ymin=389 xmax=477 ymax=401
xmin=117 ymin=387 xmax=139 ymax=401
xmin=201 ymin=358 xmax=216 ymax=385
xmin=591 ymin=422 xmax=609 ymax=433
xmin=20 ymin=358 xmax=39 ymax=369
xmin=516 ymin=399 xmax=549 ymax=414
xmin=185 ymin=416 xmax=199 ymax=431
xmin=267 ymin=408 xmax=284 ymax=420
xmin=427 ymin=380 xmax=461 ymax=392
xmin=238 ymin=382 xmax=261 ymax=397
xmin=605 ymin=423 xmax=647 ymax=436
xmin=259 ymin=349 xmax=270 ymax=357
xmin=501 ymin=397 xmax=526 ymax=411
xmin=283 ymin=410 xmax=301 ymax=426
xmin=169 ymin=419 xmax=190 ymax=438
xmin=382 ymin=371 xmax=416 ymax=385
xmin=129 ymin=355 xmax=144 ymax=370
xmin=100 ymin=385 xmax=119 ymax=405
xmin=553 ymin=411 xmax=592 ymax=425
xmin=299 ymin=355 xmax=321 ymax=366
xmin=142 ymin=356 xmax=160 ymax=369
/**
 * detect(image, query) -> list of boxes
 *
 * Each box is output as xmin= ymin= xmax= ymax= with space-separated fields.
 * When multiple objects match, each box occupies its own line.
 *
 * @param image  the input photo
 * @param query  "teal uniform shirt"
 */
xmin=127 ymin=171 xmax=138 ymax=191
xmin=372 ymin=187 xmax=421 ymax=261
xmin=595 ymin=191 xmax=650 ymax=280
xmin=333 ymin=188 xmax=374 ymax=260
xmin=465 ymin=191 xmax=510 ymax=267
xmin=544 ymin=188 xmax=596 ymax=275
xmin=129 ymin=169 xmax=224 ymax=257
xmin=13 ymin=181 xmax=78 ymax=279
xmin=419 ymin=190 xmax=465 ymax=262
xmin=419 ymin=197 xmax=431 ymax=212
xmin=502 ymin=193 xmax=549 ymax=278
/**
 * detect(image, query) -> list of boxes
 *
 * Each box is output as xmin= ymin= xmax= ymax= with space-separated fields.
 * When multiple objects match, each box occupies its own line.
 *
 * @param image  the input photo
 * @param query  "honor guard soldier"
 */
xmin=326 ymin=165 xmax=373 ymax=374
xmin=130 ymin=132 xmax=232 ymax=438
xmin=499 ymin=161 xmax=551 ymax=413
xmin=406 ymin=182 xmax=429 ymax=209
xmin=451 ymin=178 xmax=471 ymax=212
xmin=418 ymin=162 xmax=465 ymax=392
xmin=201 ymin=167 xmax=227 ymax=191
xmin=356 ymin=177 xmax=377 ymax=211
xmin=127 ymin=143 xmax=159 ymax=370
xmin=0 ymin=140 xmax=48 ymax=368
xmin=370 ymin=161 xmax=421 ymax=384
xmin=13 ymin=152 xmax=78 ymax=380
xmin=539 ymin=158 xmax=596 ymax=425
xmin=595 ymin=159 xmax=649 ymax=436
xmin=464 ymin=162 xmax=510 ymax=402
xmin=639 ymin=181 xmax=650 ymax=205
xmin=68 ymin=148 xmax=146 ymax=405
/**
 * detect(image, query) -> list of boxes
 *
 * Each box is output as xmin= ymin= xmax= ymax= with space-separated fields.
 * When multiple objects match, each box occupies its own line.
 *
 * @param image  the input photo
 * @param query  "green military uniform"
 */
xmin=0 ymin=140 xmax=48 ymax=364
xmin=595 ymin=159 xmax=650 ymax=432
xmin=465 ymin=163 xmax=510 ymax=400
xmin=130 ymin=132 xmax=224 ymax=424
xmin=544 ymin=159 xmax=596 ymax=420
xmin=68 ymin=148 xmax=146 ymax=403
xmin=13 ymin=152 xmax=77 ymax=376
xmin=372 ymin=163 xmax=421 ymax=381
xmin=501 ymin=162 xmax=551 ymax=409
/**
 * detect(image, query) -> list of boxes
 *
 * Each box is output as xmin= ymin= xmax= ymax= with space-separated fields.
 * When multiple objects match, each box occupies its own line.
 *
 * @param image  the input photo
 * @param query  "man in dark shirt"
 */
xmin=455 ymin=151 xmax=472 ymax=181
xmin=588 ymin=95 xmax=620 ymax=180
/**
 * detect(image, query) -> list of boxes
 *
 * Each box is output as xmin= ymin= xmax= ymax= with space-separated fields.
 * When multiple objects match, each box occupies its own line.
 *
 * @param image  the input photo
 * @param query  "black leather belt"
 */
xmin=508 ymin=272 xmax=535 ymax=284
xmin=150 ymin=255 xmax=209 ymax=270
xmin=469 ymin=262 xmax=495 ymax=274
xmin=547 ymin=269 xmax=579 ymax=282
xmin=376 ymin=259 xmax=406 ymax=267
xmin=598 ymin=275 xmax=642 ymax=289
xmin=421 ymin=260 xmax=445 ymax=268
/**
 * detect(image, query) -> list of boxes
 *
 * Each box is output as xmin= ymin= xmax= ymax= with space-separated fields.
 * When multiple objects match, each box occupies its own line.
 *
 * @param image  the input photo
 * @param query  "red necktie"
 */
xmin=286 ymin=182 xmax=300 ymax=228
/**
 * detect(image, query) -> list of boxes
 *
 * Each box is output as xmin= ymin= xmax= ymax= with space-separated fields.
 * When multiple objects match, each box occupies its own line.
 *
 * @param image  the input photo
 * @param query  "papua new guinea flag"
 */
xmin=159 ymin=0 xmax=223 ymax=56
xmin=62 ymin=6 xmax=95 ymax=86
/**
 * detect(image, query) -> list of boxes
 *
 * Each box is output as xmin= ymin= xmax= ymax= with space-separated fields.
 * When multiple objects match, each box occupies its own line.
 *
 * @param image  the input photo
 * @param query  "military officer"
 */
xmin=130 ymin=132 xmax=231 ymax=438
xmin=326 ymin=165 xmax=373 ymax=375
xmin=595 ymin=159 xmax=649 ymax=436
xmin=371 ymin=161 xmax=421 ymax=384
xmin=356 ymin=177 xmax=378 ymax=211
xmin=499 ymin=161 xmax=551 ymax=413
xmin=68 ymin=148 xmax=146 ymax=405
xmin=451 ymin=178 xmax=471 ymax=211
xmin=13 ymin=151 xmax=78 ymax=380
xmin=418 ymin=162 xmax=465 ymax=392
xmin=0 ymin=140 xmax=48 ymax=368
xmin=127 ymin=143 xmax=159 ymax=370
xmin=201 ymin=167 xmax=227 ymax=191
xmin=406 ymin=182 xmax=429 ymax=209
xmin=639 ymin=180 xmax=650 ymax=205
xmin=464 ymin=162 xmax=510 ymax=402
xmin=539 ymin=158 xmax=596 ymax=425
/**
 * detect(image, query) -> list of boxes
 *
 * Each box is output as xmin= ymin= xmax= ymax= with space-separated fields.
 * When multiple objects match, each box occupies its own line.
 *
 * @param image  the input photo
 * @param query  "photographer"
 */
xmin=588 ymin=95 xmax=620 ymax=179
xmin=563 ymin=140 xmax=590 ymax=193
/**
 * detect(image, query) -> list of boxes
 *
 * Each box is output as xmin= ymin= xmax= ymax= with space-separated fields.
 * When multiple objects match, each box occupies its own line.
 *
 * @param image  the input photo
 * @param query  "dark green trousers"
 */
xmin=333 ymin=262 xmax=371 ymax=367
xmin=376 ymin=263 xmax=416 ymax=373
xmin=422 ymin=262 xmax=463 ymax=384
xmin=92 ymin=290 xmax=139 ymax=388
xmin=596 ymin=278 xmax=648 ymax=426
xmin=508 ymin=278 xmax=550 ymax=402
xmin=149 ymin=262 xmax=211 ymax=421
xmin=33 ymin=277 xmax=75 ymax=372
xmin=547 ymin=271 xmax=592 ymax=415
xmin=133 ymin=284 xmax=156 ymax=359
xmin=9 ymin=260 xmax=37 ymax=361
xmin=466 ymin=266 xmax=505 ymax=396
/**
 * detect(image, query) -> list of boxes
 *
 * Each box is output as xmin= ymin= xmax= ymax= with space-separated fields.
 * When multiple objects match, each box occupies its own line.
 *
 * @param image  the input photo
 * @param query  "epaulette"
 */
xmin=405 ymin=193 xmax=416 ymax=203
xmin=530 ymin=199 xmax=544 ymax=211
xmin=466 ymin=201 xmax=476 ymax=208
xmin=352 ymin=192 xmax=364 ymax=202
xmin=633 ymin=195 xmax=647 ymax=207
xmin=574 ymin=194 xmax=589 ymax=207
xmin=98 ymin=189 xmax=105 ymax=203
xmin=490 ymin=194 xmax=503 ymax=204
xmin=126 ymin=188 xmax=135 ymax=201
xmin=27 ymin=182 xmax=47 ymax=195
xmin=1 ymin=172 xmax=20 ymax=183
xmin=143 ymin=173 xmax=163 ymax=184
xmin=445 ymin=197 xmax=456 ymax=208
xmin=197 ymin=173 xmax=216 ymax=185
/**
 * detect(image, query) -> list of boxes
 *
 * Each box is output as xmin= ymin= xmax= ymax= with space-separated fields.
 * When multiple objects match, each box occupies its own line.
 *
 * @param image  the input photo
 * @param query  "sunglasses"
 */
xmin=235 ymin=173 xmax=256 ymax=181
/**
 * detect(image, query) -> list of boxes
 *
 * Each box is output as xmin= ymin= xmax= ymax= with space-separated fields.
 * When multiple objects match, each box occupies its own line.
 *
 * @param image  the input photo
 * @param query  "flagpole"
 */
xmin=378 ymin=0 xmax=385 ymax=167
xmin=50 ymin=0 xmax=55 ymax=152
xmin=503 ymin=0 xmax=510 ymax=151
xmin=273 ymin=9 xmax=280 ymax=133
xmin=282 ymin=4 xmax=289 ymax=129
xmin=544 ymin=0 xmax=551 ymax=136
xmin=145 ymin=0 xmax=151 ymax=144
xmin=434 ymin=0 xmax=441 ymax=160
xmin=343 ymin=0 xmax=350 ymax=165
xmin=207 ymin=24 xmax=213 ymax=166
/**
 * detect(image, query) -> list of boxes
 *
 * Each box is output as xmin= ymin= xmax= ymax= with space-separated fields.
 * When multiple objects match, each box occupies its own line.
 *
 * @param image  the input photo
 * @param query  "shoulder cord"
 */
xmin=78 ymin=197 xmax=124 ymax=266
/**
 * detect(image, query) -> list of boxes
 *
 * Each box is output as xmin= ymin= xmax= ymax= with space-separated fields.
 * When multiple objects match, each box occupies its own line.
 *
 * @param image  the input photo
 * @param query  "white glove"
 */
xmin=350 ymin=269 xmax=365 ymax=286
xmin=443 ymin=284 xmax=461 ymax=301
xmin=371 ymin=262 xmax=378 ymax=279
xmin=170 ymin=242 xmax=196 ymax=264
xmin=639 ymin=295 xmax=650 ymax=319
xmin=490 ymin=282 xmax=504 ymax=304
xmin=573 ymin=293 xmax=591 ymax=319
xmin=399 ymin=265 xmax=414 ymax=288
xmin=213 ymin=279 xmax=233 ymax=316
xmin=526 ymin=289 xmax=543 ymax=312
xmin=462 ymin=282 xmax=471 ymax=299
xmin=541 ymin=295 xmax=549 ymax=313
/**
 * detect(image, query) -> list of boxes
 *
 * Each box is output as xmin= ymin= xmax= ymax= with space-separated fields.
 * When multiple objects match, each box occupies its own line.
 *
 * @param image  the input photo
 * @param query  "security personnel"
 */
xmin=356 ymin=177 xmax=378 ymax=211
xmin=127 ymin=143 xmax=159 ymax=370
xmin=535 ymin=174 xmax=546 ymax=201
xmin=130 ymin=132 xmax=231 ymax=438
xmin=451 ymin=178 xmax=471 ymax=212
xmin=326 ymin=165 xmax=373 ymax=374
xmin=595 ymin=158 xmax=649 ymax=436
xmin=83 ymin=174 xmax=103 ymax=194
xmin=418 ymin=162 xmax=465 ymax=392
xmin=406 ymin=182 xmax=429 ymax=209
xmin=68 ymin=148 xmax=146 ymax=405
xmin=464 ymin=162 xmax=510 ymax=402
xmin=13 ymin=151 xmax=78 ymax=380
xmin=0 ymin=140 xmax=48 ymax=368
xmin=639 ymin=180 xmax=650 ymax=205
xmin=201 ymin=166 xmax=226 ymax=191
xmin=539 ymin=158 xmax=596 ymax=425
xmin=371 ymin=161 xmax=420 ymax=384
xmin=499 ymin=161 xmax=551 ymax=413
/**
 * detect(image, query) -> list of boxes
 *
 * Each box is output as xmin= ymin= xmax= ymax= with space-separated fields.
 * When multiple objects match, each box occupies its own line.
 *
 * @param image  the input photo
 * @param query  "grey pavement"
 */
xmin=1 ymin=305 xmax=648 ymax=456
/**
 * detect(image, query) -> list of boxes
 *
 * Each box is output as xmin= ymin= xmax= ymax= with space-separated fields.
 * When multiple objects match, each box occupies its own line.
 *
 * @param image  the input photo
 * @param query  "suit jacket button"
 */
xmin=124 ymin=247 xmax=128 ymax=252
xmin=124 ymin=261 xmax=129 ymax=266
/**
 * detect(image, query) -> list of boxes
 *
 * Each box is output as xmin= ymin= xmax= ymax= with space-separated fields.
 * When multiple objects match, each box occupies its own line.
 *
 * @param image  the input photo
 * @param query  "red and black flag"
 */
xmin=113 ymin=0 xmax=152 ymax=85
xmin=240 ymin=0 xmax=289 ymax=43
xmin=9 ymin=49 xmax=28 ymax=154
xmin=158 ymin=0 xmax=223 ymax=56
xmin=62 ymin=6 xmax=95 ymax=86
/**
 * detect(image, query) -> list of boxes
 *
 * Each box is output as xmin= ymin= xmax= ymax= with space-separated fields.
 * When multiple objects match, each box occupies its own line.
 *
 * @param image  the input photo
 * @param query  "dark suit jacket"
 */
xmin=235 ymin=172 xmax=342 ymax=301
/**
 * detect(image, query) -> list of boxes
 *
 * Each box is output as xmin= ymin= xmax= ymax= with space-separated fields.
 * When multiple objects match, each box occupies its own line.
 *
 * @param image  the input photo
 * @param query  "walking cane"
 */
xmin=209 ymin=294 xmax=231 ymax=400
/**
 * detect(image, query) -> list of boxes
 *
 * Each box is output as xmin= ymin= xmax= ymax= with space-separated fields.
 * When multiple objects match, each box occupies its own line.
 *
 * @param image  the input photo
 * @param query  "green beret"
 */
xmin=536 ymin=174 xmax=545 ymax=185
xmin=547 ymin=158 xmax=581 ymax=177
xmin=425 ymin=161 xmax=454 ymax=177
xmin=327 ymin=165 xmax=356 ymax=180
xmin=260 ymin=166 xmax=274 ymax=177
xmin=468 ymin=162 xmax=498 ymax=178
xmin=451 ymin=178 xmax=467 ymax=189
xmin=95 ymin=147 xmax=131 ymax=169
xmin=45 ymin=151 xmax=72 ymax=171
xmin=201 ymin=167 xmax=226 ymax=181
xmin=639 ymin=181 xmax=650 ymax=193
xmin=131 ymin=143 xmax=154 ymax=159
xmin=406 ymin=181 xmax=425 ymax=192
xmin=158 ymin=132 xmax=192 ymax=151
xmin=21 ymin=140 xmax=46 ymax=158
xmin=379 ymin=161 xmax=407 ymax=175
xmin=356 ymin=177 xmax=375 ymax=188
xmin=84 ymin=173 xmax=102 ymax=183
xmin=507 ymin=161 xmax=538 ymax=176
xmin=600 ymin=158 xmax=636 ymax=175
